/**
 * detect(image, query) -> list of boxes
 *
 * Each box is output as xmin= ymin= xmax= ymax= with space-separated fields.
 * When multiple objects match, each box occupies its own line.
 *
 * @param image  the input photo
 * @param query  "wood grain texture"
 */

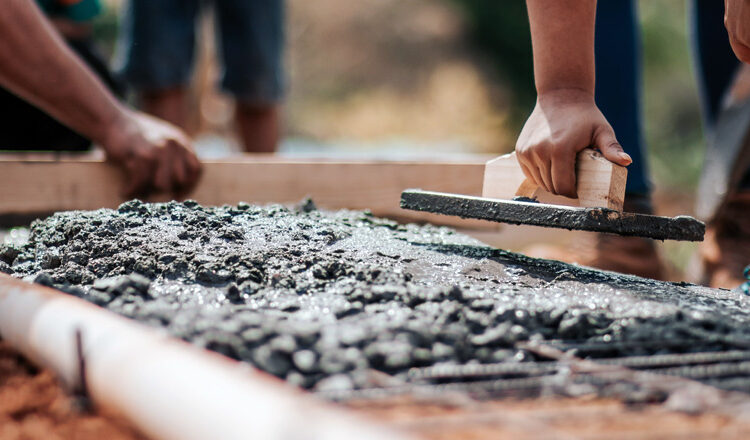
xmin=481 ymin=148 xmax=627 ymax=211
xmin=0 ymin=154 xmax=499 ymax=229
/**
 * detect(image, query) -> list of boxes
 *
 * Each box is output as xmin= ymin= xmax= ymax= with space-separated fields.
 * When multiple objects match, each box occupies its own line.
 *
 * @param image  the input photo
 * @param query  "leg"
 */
xmin=235 ymin=104 xmax=280 ymax=153
xmin=691 ymin=0 xmax=750 ymax=190
xmin=594 ymin=1 xmax=664 ymax=278
xmin=691 ymin=0 xmax=749 ymax=288
xmin=690 ymin=0 xmax=740 ymax=136
xmin=215 ymin=0 xmax=285 ymax=152
xmin=140 ymin=87 xmax=189 ymax=130
xmin=526 ymin=0 xmax=665 ymax=280
xmin=594 ymin=0 xmax=650 ymax=201
xmin=118 ymin=0 xmax=199 ymax=130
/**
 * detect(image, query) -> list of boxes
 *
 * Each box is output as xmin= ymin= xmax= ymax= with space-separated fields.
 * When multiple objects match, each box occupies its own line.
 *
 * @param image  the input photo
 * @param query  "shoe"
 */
xmin=697 ymin=192 xmax=750 ymax=289
xmin=524 ymin=195 xmax=667 ymax=280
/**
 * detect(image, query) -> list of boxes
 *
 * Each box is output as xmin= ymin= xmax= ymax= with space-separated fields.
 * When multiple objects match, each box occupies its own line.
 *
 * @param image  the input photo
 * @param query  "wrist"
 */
xmin=98 ymin=106 xmax=136 ymax=157
xmin=537 ymin=88 xmax=595 ymax=106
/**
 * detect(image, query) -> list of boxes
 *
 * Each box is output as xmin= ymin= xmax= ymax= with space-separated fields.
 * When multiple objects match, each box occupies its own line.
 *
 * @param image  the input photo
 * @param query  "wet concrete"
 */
xmin=401 ymin=190 xmax=706 ymax=241
xmin=1 ymin=200 xmax=747 ymax=392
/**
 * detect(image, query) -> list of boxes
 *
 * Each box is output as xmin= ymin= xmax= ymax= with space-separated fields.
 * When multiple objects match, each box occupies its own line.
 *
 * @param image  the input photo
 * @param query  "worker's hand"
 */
xmin=515 ymin=89 xmax=631 ymax=198
xmin=102 ymin=110 xmax=202 ymax=198
xmin=725 ymin=0 xmax=750 ymax=64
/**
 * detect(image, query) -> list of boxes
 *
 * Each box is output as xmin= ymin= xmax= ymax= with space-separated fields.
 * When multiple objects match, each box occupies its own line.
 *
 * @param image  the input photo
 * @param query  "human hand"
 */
xmin=102 ymin=110 xmax=202 ymax=198
xmin=515 ymin=89 xmax=631 ymax=198
xmin=725 ymin=0 xmax=750 ymax=64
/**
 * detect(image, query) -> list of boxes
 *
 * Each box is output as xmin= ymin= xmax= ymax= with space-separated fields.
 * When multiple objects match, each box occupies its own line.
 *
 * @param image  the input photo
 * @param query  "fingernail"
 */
xmin=619 ymin=152 xmax=632 ymax=164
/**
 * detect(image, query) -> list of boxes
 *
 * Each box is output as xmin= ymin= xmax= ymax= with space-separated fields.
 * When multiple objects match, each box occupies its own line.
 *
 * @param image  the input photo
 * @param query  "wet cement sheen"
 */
xmin=401 ymin=190 xmax=706 ymax=241
xmin=1 ymin=200 xmax=746 ymax=392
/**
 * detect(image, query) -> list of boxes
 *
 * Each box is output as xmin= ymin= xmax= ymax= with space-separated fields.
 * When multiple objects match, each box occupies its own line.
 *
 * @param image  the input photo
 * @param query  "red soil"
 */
xmin=0 ymin=341 xmax=147 ymax=440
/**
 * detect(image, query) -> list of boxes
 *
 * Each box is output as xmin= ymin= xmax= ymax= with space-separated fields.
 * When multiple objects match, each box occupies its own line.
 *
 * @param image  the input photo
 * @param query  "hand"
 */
xmin=102 ymin=110 xmax=202 ymax=198
xmin=515 ymin=89 xmax=631 ymax=198
xmin=725 ymin=0 xmax=750 ymax=64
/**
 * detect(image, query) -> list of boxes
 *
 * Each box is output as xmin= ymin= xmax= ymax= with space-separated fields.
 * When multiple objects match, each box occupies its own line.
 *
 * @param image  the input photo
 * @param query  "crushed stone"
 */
xmin=3 ymin=200 xmax=749 ymax=391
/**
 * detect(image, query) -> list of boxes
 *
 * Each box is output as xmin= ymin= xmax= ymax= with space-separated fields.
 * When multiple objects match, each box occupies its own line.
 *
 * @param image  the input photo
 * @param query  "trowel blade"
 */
xmin=400 ymin=189 xmax=705 ymax=242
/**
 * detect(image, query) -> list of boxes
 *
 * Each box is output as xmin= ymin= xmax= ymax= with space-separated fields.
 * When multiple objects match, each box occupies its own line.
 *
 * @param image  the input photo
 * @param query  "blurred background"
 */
xmin=93 ymin=0 xmax=706 ymax=273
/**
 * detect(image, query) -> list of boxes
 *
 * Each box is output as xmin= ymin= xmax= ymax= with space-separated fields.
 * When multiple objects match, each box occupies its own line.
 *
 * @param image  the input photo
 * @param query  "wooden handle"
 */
xmin=482 ymin=148 xmax=627 ymax=211
xmin=514 ymin=178 xmax=540 ymax=199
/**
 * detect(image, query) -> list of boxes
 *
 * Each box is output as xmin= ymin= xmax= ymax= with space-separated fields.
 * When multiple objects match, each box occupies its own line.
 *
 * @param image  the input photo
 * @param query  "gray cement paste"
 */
xmin=1 ymin=200 xmax=748 ymax=392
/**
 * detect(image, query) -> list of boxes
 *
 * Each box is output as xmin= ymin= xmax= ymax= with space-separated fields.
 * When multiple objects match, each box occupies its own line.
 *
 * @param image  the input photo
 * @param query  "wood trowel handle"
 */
xmin=483 ymin=148 xmax=628 ymax=211
xmin=514 ymin=178 xmax=541 ymax=199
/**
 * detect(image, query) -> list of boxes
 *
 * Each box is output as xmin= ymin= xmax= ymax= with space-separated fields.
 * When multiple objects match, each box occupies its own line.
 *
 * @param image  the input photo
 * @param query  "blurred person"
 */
xmin=515 ymin=0 xmax=750 ymax=288
xmin=0 ymin=0 xmax=202 ymax=197
xmin=118 ymin=0 xmax=285 ymax=153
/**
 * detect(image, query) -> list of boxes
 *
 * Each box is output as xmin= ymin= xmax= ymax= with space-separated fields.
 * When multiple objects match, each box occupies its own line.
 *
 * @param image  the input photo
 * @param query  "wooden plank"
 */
xmin=0 ymin=154 xmax=500 ymax=229
xmin=482 ymin=149 xmax=627 ymax=211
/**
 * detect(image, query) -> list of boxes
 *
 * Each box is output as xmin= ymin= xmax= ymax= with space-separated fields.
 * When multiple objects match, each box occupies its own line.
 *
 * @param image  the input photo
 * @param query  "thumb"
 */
xmin=593 ymin=125 xmax=632 ymax=166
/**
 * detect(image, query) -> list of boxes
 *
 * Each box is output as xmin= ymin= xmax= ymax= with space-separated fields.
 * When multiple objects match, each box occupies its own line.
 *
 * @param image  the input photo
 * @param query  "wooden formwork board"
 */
xmin=0 ymin=154 xmax=499 ymax=229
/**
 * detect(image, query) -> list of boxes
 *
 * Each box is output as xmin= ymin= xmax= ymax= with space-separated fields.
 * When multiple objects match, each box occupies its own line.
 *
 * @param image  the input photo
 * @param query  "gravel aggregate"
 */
xmin=3 ymin=200 xmax=749 ymax=391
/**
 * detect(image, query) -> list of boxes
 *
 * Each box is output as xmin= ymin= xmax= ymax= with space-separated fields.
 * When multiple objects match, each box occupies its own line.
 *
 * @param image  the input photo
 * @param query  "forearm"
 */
xmin=0 ymin=0 xmax=128 ymax=146
xmin=526 ymin=0 xmax=597 ymax=96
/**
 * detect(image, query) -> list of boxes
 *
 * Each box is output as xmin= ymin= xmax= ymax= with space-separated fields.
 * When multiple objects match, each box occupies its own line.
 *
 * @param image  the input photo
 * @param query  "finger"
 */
xmin=729 ymin=37 xmax=750 ymax=64
xmin=593 ymin=126 xmax=632 ymax=166
xmin=122 ymin=161 xmax=140 ymax=199
xmin=550 ymin=149 xmax=578 ymax=198
xmin=172 ymin=152 xmax=201 ymax=200
xmin=172 ymin=150 xmax=189 ymax=192
xmin=123 ymin=158 xmax=153 ymax=199
xmin=184 ymin=150 xmax=203 ymax=190
xmin=173 ymin=164 xmax=192 ymax=199
xmin=153 ymin=148 xmax=174 ymax=194
xmin=519 ymin=161 xmax=545 ymax=190
xmin=531 ymin=153 xmax=555 ymax=194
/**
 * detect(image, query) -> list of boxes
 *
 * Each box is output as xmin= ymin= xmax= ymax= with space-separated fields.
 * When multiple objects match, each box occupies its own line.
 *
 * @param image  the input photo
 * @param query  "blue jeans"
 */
xmin=119 ymin=0 xmax=285 ymax=105
xmin=595 ymin=0 xmax=740 ymax=196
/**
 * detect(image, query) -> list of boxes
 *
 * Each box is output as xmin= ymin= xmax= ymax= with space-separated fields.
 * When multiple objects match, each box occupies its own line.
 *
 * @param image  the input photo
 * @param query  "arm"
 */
xmin=516 ymin=0 xmax=631 ymax=198
xmin=725 ymin=0 xmax=750 ymax=64
xmin=0 ymin=0 xmax=201 ymax=197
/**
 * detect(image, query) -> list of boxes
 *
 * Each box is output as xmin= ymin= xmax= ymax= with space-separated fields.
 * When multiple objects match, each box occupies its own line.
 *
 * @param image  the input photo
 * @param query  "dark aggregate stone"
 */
xmin=6 ymin=199 xmax=750 ymax=391
xmin=252 ymin=345 xmax=293 ymax=377
xmin=0 ymin=245 xmax=20 ymax=265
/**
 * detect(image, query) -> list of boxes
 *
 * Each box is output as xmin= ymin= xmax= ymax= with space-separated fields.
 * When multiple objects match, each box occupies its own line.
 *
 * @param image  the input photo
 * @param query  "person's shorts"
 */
xmin=119 ymin=0 xmax=284 ymax=105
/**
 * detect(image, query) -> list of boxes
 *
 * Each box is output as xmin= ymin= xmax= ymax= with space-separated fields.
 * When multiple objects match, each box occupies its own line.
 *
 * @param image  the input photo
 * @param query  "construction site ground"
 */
xmin=0 ymin=342 xmax=145 ymax=440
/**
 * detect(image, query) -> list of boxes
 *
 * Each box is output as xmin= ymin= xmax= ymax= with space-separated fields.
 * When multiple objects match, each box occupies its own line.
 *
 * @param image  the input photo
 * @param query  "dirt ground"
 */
xmin=0 ymin=341 xmax=146 ymax=440
xmin=348 ymin=395 xmax=750 ymax=440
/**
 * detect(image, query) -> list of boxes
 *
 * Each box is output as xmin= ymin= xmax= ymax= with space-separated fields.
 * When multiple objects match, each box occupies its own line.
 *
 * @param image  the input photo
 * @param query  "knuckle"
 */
xmin=517 ymin=149 xmax=533 ymax=165
xmin=534 ymin=142 xmax=553 ymax=157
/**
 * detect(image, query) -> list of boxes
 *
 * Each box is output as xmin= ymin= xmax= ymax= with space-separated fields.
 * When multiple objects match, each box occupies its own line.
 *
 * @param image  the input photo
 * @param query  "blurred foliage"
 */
xmin=91 ymin=2 xmax=120 ymax=58
xmin=639 ymin=1 xmax=704 ymax=192
xmin=448 ymin=0 xmax=535 ymax=126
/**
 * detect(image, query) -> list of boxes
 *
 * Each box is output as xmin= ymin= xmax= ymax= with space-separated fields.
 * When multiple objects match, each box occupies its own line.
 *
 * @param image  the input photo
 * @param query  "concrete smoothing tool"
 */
xmin=401 ymin=148 xmax=705 ymax=241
